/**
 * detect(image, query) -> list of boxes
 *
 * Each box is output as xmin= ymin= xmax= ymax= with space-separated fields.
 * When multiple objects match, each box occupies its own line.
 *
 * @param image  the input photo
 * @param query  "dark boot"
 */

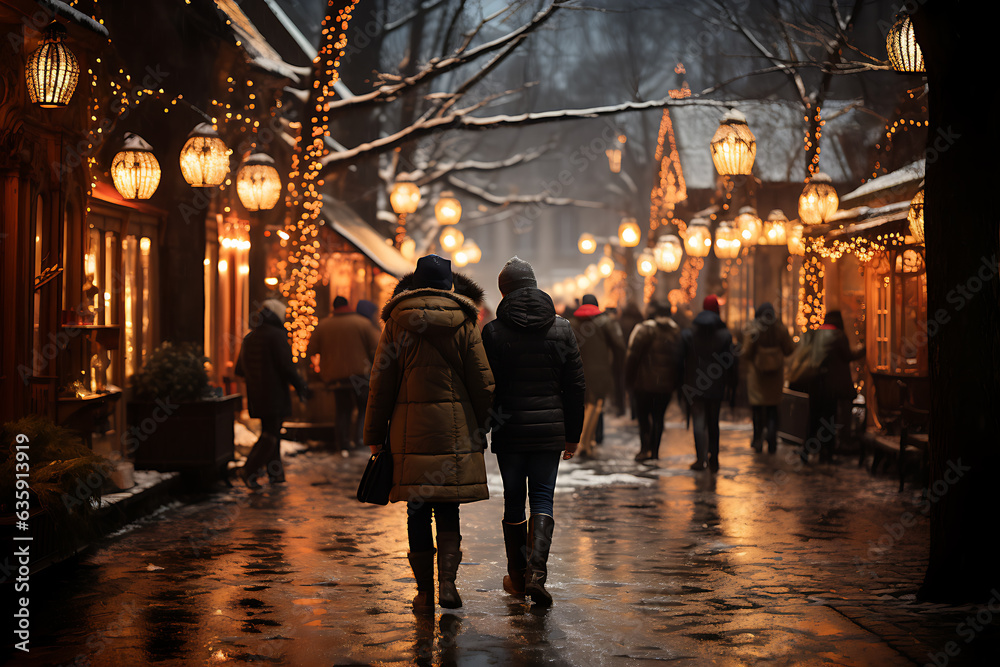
xmin=408 ymin=550 xmax=436 ymax=613
xmin=502 ymin=520 xmax=527 ymax=597
xmin=524 ymin=514 xmax=555 ymax=606
xmin=436 ymin=532 xmax=463 ymax=609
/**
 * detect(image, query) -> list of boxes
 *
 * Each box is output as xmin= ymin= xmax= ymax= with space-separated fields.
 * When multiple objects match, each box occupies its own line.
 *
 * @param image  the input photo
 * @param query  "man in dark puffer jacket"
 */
xmin=482 ymin=257 xmax=586 ymax=607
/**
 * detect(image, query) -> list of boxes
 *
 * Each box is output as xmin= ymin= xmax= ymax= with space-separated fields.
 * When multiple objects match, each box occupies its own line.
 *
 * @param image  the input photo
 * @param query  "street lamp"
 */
xmin=735 ymin=206 xmax=762 ymax=246
xmin=434 ymin=192 xmax=462 ymax=225
xmin=637 ymin=250 xmax=657 ymax=277
xmin=618 ymin=217 xmax=641 ymax=247
xmin=786 ymin=220 xmax=805 ymax=256
xmin=908 ymin=186 xmax=925 ymax=243
xmin=761 ymin=210 xmax=788 ymax=245
xmin=439 ymin=227 xmax=464 ymax=253
xmin=390 ymin=181 xmax=421 ymax=215
xmin=578 ymin=232 xmax=597 ymax=254
xmin=111 ymin=133 xmax=160 ymax=200
xmin=25 ymin=22 xmax=79 ymax=108
xmin=236 ymin=153 xmax=282 ymax=211
xmin=684 ymin=218 xmax=712 ymax=258
xmin=798 ymin=172 xmax=839 ymax=225
xmin=180 ymin=123 xmax=231 ymax=187
xmin=714 ymin=221 xmax=741 ymax=259
xmin=654 ymin=234 xmax=683 ymax=272
xmin=886 ymin=14 xmax=924 ymax=73
xmin=710 ymin=109 xmax=756 ymax=176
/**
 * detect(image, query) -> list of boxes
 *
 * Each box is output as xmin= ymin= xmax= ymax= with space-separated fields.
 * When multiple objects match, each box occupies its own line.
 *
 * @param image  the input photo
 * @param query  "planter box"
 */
xmin=128 ymin=395 xmax=241 ymax=476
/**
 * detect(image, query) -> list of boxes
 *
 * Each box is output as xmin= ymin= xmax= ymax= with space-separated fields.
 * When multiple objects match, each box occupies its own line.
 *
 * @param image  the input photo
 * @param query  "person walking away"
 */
xmin=235 ymin=300 xmax=311 ymax=488
xmin=805 ymin=310 xmax=865 ymax=463
xmin=625 ymin=300 xmax=682 ymax=462
xmin=618 ymin=301 xmax=646 ymax=419
xmin=680 ymin=295 xmax=737 ymax=472
xmin=741 ymin=302 xmax=794 ymax=453
xmin=570 ymin=294 xmax=626 ymax=458
xmin=482 ymin=257 xmax=585 ymax=606
xmin=364 ymin=254 xmax=494 ymax=613
xmin=306 ymin=296 xmax=379 ymax=450
xmin=356 ymin=299 xmax=380 ymax=328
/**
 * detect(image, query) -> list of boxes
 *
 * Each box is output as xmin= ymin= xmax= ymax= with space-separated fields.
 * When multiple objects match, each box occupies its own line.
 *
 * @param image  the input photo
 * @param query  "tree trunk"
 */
xmin=913 ymin=1 xmax=1000 ymax=603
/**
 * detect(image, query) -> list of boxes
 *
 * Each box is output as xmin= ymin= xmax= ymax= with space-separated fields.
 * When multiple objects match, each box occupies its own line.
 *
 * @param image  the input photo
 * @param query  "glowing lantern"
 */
xmin=390 ymin=181 xmax=421 ymax=215
xmin=762 ymin=210 xmax=788 ymax=245
xmin=886 ymin=15 xmax=924 ymax=73
xmin=798 ymin=172 xmax=839 ymax=225
xmin=462 ymin=239 xmax=482 ymax=264
xmin=399 ymin=237 xmax=416 ymax=260
xmin=552 ymin=282 xmax=565 ymax=298
xmin=786 ymin=221 xmax=805 ymax=256
xmin=598 ymin=256 xmax=615 ymax=277
xmin=714 ymin=222 xmax=741 ymax=259
xmin=236 ymin=153 xmax=281 ymax=211
xmin=452 ymin=247 xmax=470 ymax=268
xmin=585 ymin=263 xmax=600 ymax=283
xmin=111 ymin=133 xmax=160 ymax=200
xmin=25 ymin=22 xmax=79 ymax=108
xmin=435 ymin=193 xmax=462 ymax=225
xmin=654 ymin=234 xmax=683 ymax=272
xmin=908 ymin=187 xmax=924 ymax=244
xmin=578 ymin=233 xmax=597 ymax=254
xmin=735 ymin=206 xmax=762 ymax=245
xmin=576 ymin=275 xmax=590 ymax=290
xmin=684 ymin=218 xmax=712 ymax=258
xmin=710 ymin=109 xmax=756 ymax=175
xmin=180 ymin=123 xmax=230 ymax=187
xmin=618 ymin=218 xmax=641 ymax=247
xmin=439 ymin=227 xmax=464 ymax=253
xmin=637 ymin=250 xmax=657 ymax=277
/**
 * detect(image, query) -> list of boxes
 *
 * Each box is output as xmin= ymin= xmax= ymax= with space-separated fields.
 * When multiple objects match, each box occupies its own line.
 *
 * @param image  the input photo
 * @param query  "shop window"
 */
xmin=866 ymin=246 xmax=927 ymax=375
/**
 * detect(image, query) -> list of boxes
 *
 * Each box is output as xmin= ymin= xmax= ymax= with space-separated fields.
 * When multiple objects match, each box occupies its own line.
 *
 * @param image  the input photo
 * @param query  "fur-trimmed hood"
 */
xmin=382 ymin=271 xmax=485 ymax=323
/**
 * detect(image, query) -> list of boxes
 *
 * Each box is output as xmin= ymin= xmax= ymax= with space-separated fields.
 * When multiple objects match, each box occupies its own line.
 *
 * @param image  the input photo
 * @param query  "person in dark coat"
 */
xmin=617 ymin=301 xmax=646 ymax=419
xmin=680 ymin=295 xmax=737 ymax=472
xmin=364 ymin=255 xmax=494 ymax=613
xmin=741 ymin=302 xmax=795 ymax=453
xmin=570 ymin=294 xmax=626 ymax=457
xmin=803 ymin=310 xmax=865 ymax=464
xmin=625 ymin=300 xmax=682 ymax=462
xmin=235 ymin=300 xmax=310 ymax=488
xmin=482 ymin=257 xmax=585 ymax=607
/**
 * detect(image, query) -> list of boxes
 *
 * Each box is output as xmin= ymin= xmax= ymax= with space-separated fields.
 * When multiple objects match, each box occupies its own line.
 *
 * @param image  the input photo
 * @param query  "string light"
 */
xmin=648 ymin=106 xmax=687 ymax=233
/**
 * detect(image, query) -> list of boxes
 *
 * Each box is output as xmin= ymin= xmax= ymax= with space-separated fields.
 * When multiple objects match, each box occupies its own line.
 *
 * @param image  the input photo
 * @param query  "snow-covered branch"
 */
xmin=415 ymin=145 xmax=552 ymax=186
xmin=447 ymin=176 xmax=607 ymax=209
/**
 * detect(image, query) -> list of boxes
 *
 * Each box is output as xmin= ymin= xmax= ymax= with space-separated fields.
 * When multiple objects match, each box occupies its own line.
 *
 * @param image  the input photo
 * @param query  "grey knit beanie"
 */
xmin=498 ymin=256 xmax=536 ymax=294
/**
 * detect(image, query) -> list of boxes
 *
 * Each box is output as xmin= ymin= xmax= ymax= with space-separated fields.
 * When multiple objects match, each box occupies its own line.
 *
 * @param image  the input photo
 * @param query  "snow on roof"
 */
xmin=670 ymin=100 xmax=881 ymax=189
xmin=214 ymin=0 xmax=307 ymax=83
xmin=839 ymin=159 xmax=924 ymax=207
xmin=319 ymin=196 xmax=415 ymax=277
xmin=36 ymin=0 xmax=109 ymax=37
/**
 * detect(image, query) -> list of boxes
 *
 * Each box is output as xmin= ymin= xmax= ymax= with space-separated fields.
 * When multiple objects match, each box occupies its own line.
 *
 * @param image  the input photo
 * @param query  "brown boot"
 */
xmin=524 ymin=514 xmax=555 ymax=606
xmin=502 ymin=520 xmax=527 ymax=597
xmin=436 ymin=532 xmax=463 ymax=609
xmin=408 ymin=550 xmax=435 ymax=613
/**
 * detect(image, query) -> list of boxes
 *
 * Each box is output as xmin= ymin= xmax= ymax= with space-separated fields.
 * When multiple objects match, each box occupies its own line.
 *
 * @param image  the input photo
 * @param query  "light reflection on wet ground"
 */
xmin=19 ymin=411 xmax=1000 ymax=666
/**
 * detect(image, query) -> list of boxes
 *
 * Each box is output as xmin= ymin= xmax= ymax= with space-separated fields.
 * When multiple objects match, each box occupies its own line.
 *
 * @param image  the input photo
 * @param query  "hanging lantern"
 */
xmin=908 ymin=187 xmax=925 ymax=244
xmin=552 ymin=282 xmax=565 ymax=298
xmin=434 ymin=192 xmax=462 ymax=225
xmin=710 ymin=109 xmax=756 ymax=176
xmin=390 ymin=181 xmax=421 ymax=215
xmin=236 ymin=153 xmax=281 ymax=211
xmin=111 ymin=133 xmax=160 ymax=201
xmin=399 ymin=237 xmax=416 ymax=260
xmin=462 ymin=239 xmax=482 ymax=264
xmin=25 ymin=22 xmax=80 ymax=108
xmin=654 ymin=234 xmax=683 ymax=272
xmin=637 ymin=250 xmax=657 ymax=277
xmin=575 ymin=274 xmax=590 ymax=290
xmin=180 ymin=123 xmax=231 ymax=187
xmin=684 ymin=219 xmax=712 ymax=258
xmin=598 ymin=256 xmax=615 ymax=277
xmin=798 ymin=172 xmax=839 ymax=225
xmin=886 ymin=15 xmax=924 ymax=73
xmin=439 ymin=227 xmax=464 ymax=253
xmin=618 ymin=217 xmax=641 ymax=247
xmin=761 ymin=210 xmax=788 ymax=245
xmin=786 ymin=221 xmax=805 ymax=256
xmin=578 ymin=232 xmax=598 ymax=254
xmin=714 ymin=222 xmax=741 ymax=259
xmin=452 ymin=247 xmax=470 ymax=268
xmin=583 ymin=263 xmax=599 ymax=283
xmin=735 ymin=206 xmax=762 ymax=246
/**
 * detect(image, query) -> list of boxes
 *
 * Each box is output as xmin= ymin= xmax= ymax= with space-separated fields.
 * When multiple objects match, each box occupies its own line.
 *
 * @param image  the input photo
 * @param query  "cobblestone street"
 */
xmin=18 ymin=411 xmax=1000 ymax=666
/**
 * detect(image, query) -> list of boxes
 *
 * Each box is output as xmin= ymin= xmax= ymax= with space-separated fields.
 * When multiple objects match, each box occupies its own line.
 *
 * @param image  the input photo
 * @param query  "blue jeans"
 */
xmin=496 ymin=450 xmax=562 ymax=523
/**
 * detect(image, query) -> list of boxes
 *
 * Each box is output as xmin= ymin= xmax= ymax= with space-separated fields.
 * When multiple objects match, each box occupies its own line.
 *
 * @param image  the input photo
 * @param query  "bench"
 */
xmin=863 ymin=375 xmax=929 ymax=491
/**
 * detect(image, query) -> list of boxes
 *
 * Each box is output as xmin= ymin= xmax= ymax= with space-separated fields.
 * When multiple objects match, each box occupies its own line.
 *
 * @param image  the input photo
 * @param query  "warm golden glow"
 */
xmin=576 ymin=275 xmax=590 ymax=290
xmin=236 ymin=153 xmax=282 ymax=211
xmin=714 ymin=222 xmax=741 ymax=259
xmin=598 ymin=256 xmax=615 ymax=277
xmin=735 ymin=206 xmax=762 ymax=245
xmin=887 ymin=15 xmax=924 ymax=73
xmin=452 ymin=248 xmax=470 ymax=267
xmin=637 ymin=250 xmax=657 ymax=277
xmin=786 ymin=221 xmax=805 ymax=256
xmin=762 ymin=210 xmax=788 ymax=245
xmin=462 ymin=239 xmax=482 ymax=264
xmin=606 ymin=148 xmax=622 ymax=173
xmin=618 ymin=218 xmax=641 ymax=247
xmin=798 ymin=172 xmax=839 ymax=225
xmin=439 ymin=227 xmax=464 ymax=253
xmin=710 ymin=109 xmax=756 ymax=175
xmin=684 ymin=219 xmax=711 ymax=258
xmin=180 ymin=123 xmax=231 ymax=187
xmin=25 ymin=22 xmax=79 ymax=108
xmin=434 ymin=194 xmax=462 ymax=225
xmin=399 ymin=236 xmax=416 ymax=260
xmin=390 ymin=182 xmax=421 ymax=215
xmin=111 ymin=133 xmax=160 ymax=200
xmin=908 ymin=188 xmax=924 ymax=244
xmin=585 ymin=263 xmax=600 ymax=283
xmin=654 ymin=234 xmax=683 ymax=272
xmin=578 ymin=232 xmax=597 ymax=254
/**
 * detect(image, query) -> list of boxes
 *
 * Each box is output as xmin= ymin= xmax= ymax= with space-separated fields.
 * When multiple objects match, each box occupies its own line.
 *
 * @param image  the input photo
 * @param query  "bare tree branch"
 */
xmin=415 ymin=143 xmax=552 ymax=186
xmin=447 ymin=175 xmax=608 ymax=209
xmin=384 ymin=0 xmax=449 ymax=34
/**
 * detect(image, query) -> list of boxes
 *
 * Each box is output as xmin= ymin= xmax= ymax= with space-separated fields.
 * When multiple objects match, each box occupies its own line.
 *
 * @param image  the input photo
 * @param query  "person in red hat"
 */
xmin=679 ymin=295 xmax=737 ymax=472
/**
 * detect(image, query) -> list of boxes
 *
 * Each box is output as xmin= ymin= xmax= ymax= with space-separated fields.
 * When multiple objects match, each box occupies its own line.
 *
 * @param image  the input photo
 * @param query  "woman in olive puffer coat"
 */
xmin=364 ymin=255 xmax=494 ymax=613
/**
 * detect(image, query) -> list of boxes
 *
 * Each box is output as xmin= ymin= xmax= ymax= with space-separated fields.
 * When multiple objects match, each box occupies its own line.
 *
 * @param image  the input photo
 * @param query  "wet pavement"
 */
xmin=15 ymin=408 xmax=1000 ymax=666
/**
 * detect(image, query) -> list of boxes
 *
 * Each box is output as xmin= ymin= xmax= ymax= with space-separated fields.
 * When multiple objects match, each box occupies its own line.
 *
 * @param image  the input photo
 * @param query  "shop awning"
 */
xmin=320 ymin=199 xmax=415 ymax=278
xmin=826 ymin=201 xmax=910 ymax=241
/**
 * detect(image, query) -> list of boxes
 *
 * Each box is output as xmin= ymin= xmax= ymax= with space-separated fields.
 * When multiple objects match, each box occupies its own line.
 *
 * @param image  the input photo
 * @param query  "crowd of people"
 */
xmin=233 ymin=253 xmax=864 ymax=612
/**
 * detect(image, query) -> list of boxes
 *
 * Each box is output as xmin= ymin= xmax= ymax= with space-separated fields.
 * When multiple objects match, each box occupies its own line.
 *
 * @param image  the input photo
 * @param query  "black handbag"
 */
xmin=357 ymin=444 xmax=393 ymax=505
